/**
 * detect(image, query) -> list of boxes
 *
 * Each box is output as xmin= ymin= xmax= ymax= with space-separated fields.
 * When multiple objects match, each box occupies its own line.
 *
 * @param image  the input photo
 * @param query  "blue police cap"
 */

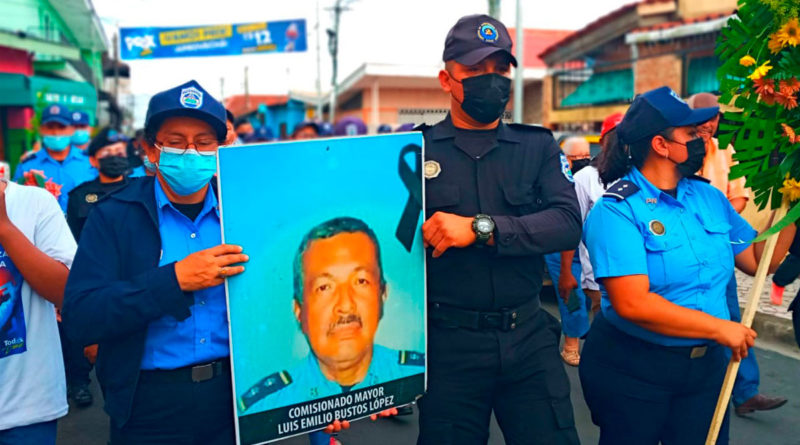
xmin=71 ymin=110 xmax=90 ymax=126
xmin=443 ymin=14 xmax=517 ymax=67
xmin=333 ymin=117 xmax=367 ymax=136
xmin=244 ymin=125 xmax=274 ymax=142
xmin=377 ymin=124 xmax=392 ymax=134
xmin=144 ymin=80 xmax=227 ymax=141
xmin=292 ymin=120 xmax=320 ymax=136
xmin=318 ymin=122 xmax=334 ymax=137
xmin=41 ymin=104 xmax=73 ymax=126
xmin=618 ymin=86 xmax=719 ymax=144
xmin=395 ymin=123 xmax=415 ymax=132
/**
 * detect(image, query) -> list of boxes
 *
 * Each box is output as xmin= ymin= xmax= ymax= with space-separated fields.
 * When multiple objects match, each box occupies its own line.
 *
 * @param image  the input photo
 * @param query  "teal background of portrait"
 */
xmin=218 ymin=133 xmax=426 ymax=416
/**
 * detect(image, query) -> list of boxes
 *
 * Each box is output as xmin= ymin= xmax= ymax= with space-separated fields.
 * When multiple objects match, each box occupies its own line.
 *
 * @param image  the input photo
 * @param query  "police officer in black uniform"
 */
xmin=66 ymin=127 xmax=131 ymax=241
xmin=416 ymin=14 xmax=581 ymax=445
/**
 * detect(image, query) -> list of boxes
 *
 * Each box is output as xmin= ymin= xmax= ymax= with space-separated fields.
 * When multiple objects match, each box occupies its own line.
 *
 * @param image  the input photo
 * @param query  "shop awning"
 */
xmin=0 ymin=74 xmax=97 ymax=121
xmin=561 ymin=69 xmax=633 ymax=107
xmin=687 ymin=56 xmax=721 ymax=96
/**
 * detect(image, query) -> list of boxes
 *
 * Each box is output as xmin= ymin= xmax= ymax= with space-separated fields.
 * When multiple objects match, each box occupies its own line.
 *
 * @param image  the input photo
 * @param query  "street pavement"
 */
xmin=58 ymin=291 xmax=800 ymax=445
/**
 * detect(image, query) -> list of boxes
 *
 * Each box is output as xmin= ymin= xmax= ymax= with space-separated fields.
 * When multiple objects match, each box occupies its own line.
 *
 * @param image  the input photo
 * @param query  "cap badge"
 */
xmin=73 ymin=112 xmax=81 ymax=120
xmin=49 ymin=105 xmax=60 ymax=114
xmin=424 ymin=160 xmax=441 ymax=179
xmin=477 ymin=22 xmax=499 ymax=43
xmin=85 ymin=193 xmax=98 ymax=203
xmin=559 ymin=153 xmax=574 ymax=183
xmin=649 ymin=220 xmax=666 ymax=236
xmin=180 ymin=86 xmax=203 ymax=109
xmin=669 ymin=89 xmax=687 ymax=105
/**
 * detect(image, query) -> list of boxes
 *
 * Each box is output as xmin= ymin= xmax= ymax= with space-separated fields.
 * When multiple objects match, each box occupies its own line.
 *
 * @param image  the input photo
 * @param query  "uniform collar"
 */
xmin=153 ymin=176 xmax=219 ymax=218
xmin=303 ymin=345 xmax=386 ymax=389
xmin=628 ymin=167 xmax=693 ymax=207
xmin=39 ymin=146 xmax=83 ymax=164
xmin=431 ymin=114 xmax=521 ymax=144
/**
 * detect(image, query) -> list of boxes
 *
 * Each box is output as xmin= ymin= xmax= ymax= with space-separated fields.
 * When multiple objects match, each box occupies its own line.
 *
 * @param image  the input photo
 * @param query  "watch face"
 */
xmin=477 ymin=219 xmax=493 ymax=233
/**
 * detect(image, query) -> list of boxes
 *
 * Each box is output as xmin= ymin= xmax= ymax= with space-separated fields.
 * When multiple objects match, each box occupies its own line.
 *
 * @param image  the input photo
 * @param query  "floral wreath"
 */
xmin=716 ymin=0 xmax=799 ymax=238
xmin=16 ymin=170 xmax=62 ymax=199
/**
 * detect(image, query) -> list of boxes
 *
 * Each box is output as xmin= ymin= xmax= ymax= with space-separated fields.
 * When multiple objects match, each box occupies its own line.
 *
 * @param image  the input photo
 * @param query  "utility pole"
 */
xmin=112 ymin=28 xmax=120 ymax=127
xmin=326 ymin=0 xmax=353 ymax=124
xmin=220 ymin=77 xmax=225 ymax=102
xmin=488 ymin=0 xmax=501 ymax=19
xmin=244 ymin=66 xmax=250 ymax=110
xmin=315 ymin=0 xmax=323 ymax=119
xmin=513 ymin=0 xmax=524 ymax=123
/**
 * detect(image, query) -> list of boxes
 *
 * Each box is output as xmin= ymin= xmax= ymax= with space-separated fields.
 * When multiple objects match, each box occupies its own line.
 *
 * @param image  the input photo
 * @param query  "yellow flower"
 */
xmin=776 ymin=18 xmax=800 ymax=47
xmin=739 ymin=55 xmax=756 ymax=66
xmin=768 ymin=32 xmax=784 ymax=54
xmin=748 ymin=61 xmax=773 ymax=80
xmin=780 ymin=174 xmax=800 ymax=202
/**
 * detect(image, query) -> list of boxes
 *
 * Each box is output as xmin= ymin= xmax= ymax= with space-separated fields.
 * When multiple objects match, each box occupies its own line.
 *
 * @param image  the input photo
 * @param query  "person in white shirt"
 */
xmin=573 ymin=113 xmax=623 ymax=312
xmin=0 ymin=179 xmax=76 ymax=445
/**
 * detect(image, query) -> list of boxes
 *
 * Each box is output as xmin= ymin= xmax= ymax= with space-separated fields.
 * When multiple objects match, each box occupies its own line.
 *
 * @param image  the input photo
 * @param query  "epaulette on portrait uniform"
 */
xmin=603 ymin=180 xmax=640 ymax=201
xmin=507 ymin=123 xmax=553 ymax=136
xmin=687 ymin=174 xmax=710 ymax=184
xmin=398 ymin=350 xmax=425 ymax=367
xmin=238 ymin=370 xmax=292 ymax=412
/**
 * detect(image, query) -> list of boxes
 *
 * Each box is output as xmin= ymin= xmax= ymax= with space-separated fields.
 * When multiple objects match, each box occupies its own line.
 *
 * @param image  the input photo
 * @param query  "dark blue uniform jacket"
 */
xmin=62 ymin=176 xmax=198 ymax=428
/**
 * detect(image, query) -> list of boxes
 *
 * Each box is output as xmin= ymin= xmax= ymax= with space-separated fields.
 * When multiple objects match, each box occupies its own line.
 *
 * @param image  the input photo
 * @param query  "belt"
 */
xmin=596 ymin=314 xmax=716 ymax=359
xmin=428 ymin=298 xmax=540 ymax=331
xmin=139 ymin=358 xmax=230 ymax=384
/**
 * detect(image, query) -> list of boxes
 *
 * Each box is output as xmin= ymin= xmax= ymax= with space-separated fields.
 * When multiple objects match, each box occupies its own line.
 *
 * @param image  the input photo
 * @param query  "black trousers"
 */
xmin=579 ymin=314 xmax=730 ymax=445
xmin=58 ymin=321 xmax=92 ymax=386
xmin=772 ymin=254 xmax=800 ymax=348
xmin=110 ymin=363 xmax=235 ymax=445
xmin=417 ymin=309 xmax=580 ymax=445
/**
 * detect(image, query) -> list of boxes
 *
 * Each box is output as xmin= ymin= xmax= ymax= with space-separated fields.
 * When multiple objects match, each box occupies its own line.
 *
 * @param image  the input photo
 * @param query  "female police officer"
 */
xmin=580 ymin=86 xmax=795 ymax=444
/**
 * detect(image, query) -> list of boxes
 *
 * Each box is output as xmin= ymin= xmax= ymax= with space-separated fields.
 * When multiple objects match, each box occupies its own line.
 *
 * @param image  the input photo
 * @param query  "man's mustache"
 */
xmin=328 ymin=313 xmax=362 ymax=334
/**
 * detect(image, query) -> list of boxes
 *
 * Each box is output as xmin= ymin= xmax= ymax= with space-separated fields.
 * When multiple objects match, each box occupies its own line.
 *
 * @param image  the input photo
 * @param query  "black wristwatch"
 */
xmin=472 ymin=214 xmax=495 ymax=245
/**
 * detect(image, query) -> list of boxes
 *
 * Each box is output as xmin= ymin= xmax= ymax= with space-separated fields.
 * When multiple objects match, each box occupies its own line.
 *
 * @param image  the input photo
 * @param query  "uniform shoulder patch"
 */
xmin=238 ymin=370 xmax=292 ymax=413
xmin=506 ymin=123 xmax=553 ymax=136
xmin=687 ymin=174 xmax=711 ymax=184
xmin=398 ymin=350 xmax=425 ymax=367
xmin=603 ymin=180 xmax=640 ymax=201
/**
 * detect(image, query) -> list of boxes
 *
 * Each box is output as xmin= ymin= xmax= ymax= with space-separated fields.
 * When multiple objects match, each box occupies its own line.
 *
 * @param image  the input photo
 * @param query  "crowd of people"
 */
xmin=1 ymin=13 xmax=797 ymax=445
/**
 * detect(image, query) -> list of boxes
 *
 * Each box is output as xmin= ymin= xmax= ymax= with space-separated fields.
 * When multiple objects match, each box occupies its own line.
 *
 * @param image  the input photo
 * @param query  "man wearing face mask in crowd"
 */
xmin=62 ymin=80 xmax=248 ymax=444
xmin=70 ymin=111 xmax=93 ymax=154
xmin=13 ymin=105 xmax=97 ymax=212
xmin=415 ymin=14 xmax=581 ymax=444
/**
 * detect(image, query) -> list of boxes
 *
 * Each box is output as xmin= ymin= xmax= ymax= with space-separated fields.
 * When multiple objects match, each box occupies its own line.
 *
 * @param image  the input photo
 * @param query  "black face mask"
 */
xmin=674 ymin=137 xmax=706 ymax=177
xmin=571 ymin=158 xmax=591 ymax=174
xmin=98 ymin=155 xmax=129 ymax=178
xmin=456 ymin=73 xmax=511 ymax=124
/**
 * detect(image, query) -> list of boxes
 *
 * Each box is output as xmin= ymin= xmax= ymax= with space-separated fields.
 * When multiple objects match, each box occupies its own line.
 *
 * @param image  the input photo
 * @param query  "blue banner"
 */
xmin=120 ymin=19 xmax=307 ymax=60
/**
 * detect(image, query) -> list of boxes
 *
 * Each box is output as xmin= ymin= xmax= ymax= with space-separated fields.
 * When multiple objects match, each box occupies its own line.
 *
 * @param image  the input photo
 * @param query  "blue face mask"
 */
xmin=142 ymin=155 xmax=157 ymax=173
xmin=42 ymin=135 xmax=72 ymax=152
xmin=71 ymin=129 xmax=90 ymax=145
xmin=157 ymin=146 xmax=217 ymax=196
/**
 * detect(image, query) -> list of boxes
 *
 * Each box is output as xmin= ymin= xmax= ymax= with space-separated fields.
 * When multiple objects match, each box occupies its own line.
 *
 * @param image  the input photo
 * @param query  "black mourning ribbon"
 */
xmin=395 ymin=144 xmax=423 ymax=252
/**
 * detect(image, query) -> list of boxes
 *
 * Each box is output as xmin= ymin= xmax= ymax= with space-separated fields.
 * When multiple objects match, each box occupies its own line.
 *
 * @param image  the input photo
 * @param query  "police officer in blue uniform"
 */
xmin=238 ymin=217 xmax=423 ymax=445
xmin=416 ymin=15 xmax=581 ymax=445
xmin=63 ymin=80 xmax=248 ymax=444
xmin=13 ymin=105 xmax=97 ymax=212
xmin=581 ymin=86 xmax=796 ymax=444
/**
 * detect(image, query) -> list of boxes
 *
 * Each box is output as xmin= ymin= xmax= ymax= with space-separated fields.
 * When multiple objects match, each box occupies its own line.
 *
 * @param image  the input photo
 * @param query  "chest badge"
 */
xmin=85 ymin=193 xmax=98 ymax=203
xmin=424 ymin=160 xmax=441 ymax=179
xmin=649 ymin=220 xmax=666 ymax=236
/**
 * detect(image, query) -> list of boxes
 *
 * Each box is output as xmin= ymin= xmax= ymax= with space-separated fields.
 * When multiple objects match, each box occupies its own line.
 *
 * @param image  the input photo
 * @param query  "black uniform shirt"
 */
xmin=421 ymin=115 xmax=581 ymax=311
xmin=67 ymin=177 xmax=129 ymax=241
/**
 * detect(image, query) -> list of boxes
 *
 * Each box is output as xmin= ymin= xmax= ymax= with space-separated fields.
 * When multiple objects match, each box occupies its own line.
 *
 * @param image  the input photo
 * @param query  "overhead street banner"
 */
xmin=120 ymin=19 xmax=307 ymax=60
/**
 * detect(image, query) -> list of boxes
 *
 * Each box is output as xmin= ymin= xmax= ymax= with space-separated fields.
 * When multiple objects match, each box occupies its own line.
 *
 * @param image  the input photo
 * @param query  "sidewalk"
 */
xmin=735 ymin=270 xmax=798 ymax=353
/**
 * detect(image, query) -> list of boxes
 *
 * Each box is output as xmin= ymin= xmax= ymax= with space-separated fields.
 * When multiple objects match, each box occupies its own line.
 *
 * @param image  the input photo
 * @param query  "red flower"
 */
xmin=43 ymin=179 xmax=62 ymax=199
xmin=754 ymin=78 xmax=775 ymax=96
xmin=776 ymin=92 xmax=799 ymax=110
xmin=780 ymin=77 xmax=800 ymax=95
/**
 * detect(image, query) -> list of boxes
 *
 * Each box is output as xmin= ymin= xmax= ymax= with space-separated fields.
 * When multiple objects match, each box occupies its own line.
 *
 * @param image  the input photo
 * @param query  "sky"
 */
xmin=91 ymin=0 xmax=631 ymax=122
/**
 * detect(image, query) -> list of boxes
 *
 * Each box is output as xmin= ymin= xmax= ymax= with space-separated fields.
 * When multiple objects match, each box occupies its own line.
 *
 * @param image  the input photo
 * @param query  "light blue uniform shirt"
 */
xmin=12 ymin=147 xmax=97 ymax=212
xmin=584 ymin=168 xmax=756 ymax=347
xmin=140 ymin=179 xmax=229 ymax=370
xmin=242 ymin=344 xmax=424 ymax=414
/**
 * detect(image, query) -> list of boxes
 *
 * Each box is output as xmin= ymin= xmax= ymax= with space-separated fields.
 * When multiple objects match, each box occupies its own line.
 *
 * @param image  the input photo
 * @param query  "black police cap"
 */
xmin=87 ymin=127 xmax=129 ymax=157
xmin=443 ymin=14 xmax=517 ymax=67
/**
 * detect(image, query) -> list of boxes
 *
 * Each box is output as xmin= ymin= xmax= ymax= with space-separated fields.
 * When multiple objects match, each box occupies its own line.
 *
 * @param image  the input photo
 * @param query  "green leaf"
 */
xmin=753 ymin=201 xmax=800 ymax=242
